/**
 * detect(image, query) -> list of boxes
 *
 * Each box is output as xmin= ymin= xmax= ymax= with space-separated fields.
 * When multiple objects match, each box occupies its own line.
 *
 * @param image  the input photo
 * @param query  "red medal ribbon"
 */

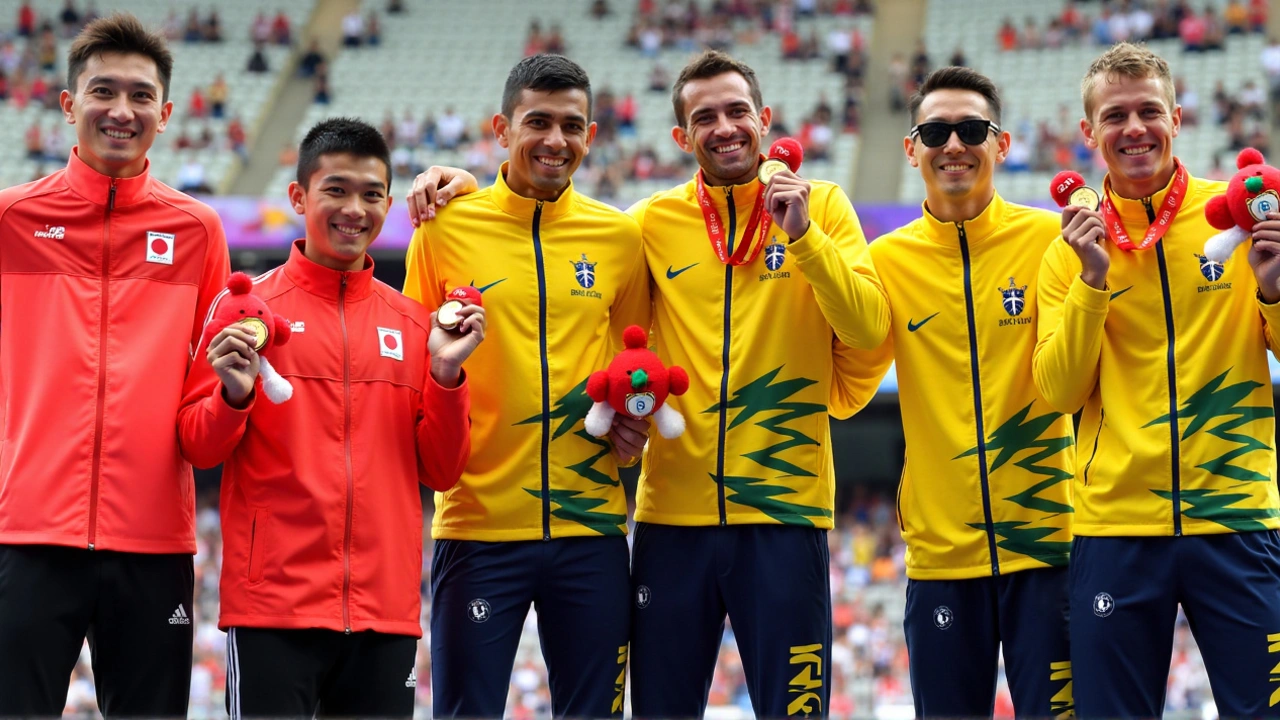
xmin=695 ymin=168 xmax=774 ymax=266
xmin=1099 ymin=159 xmax=1189 ymax=251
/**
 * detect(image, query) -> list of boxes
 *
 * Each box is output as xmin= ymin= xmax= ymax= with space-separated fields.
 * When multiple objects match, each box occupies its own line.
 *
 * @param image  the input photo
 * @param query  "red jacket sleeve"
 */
xmin=416 ymin=368 xmax=471 ymax=492
xmin=177 ymin=227 xmax=248 ymax=470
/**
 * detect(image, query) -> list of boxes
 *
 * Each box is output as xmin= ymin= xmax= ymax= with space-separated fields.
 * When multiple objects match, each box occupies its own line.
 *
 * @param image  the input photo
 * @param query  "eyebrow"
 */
xmin=523 ymin=110 xmax=588 ymax=125
xmin=1099 ymin=101 xmax=1164 ymax=115
xmin=320 ymin=174 xmax=387 ymax=191
xmin=693 ymin=100 xmax=752 ymax=117
xmin=84 ymin=75 xmax=159 ymax=94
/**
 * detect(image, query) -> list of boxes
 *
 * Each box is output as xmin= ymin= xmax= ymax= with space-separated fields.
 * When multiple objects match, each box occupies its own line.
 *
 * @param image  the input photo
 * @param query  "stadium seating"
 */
xmin=268 ymin=0 xmax=866 ymax=206
xmin=900 ymin=0 xmax=1271 ymax=203
xmin=0 ymin=0 xmax=310 ymax=192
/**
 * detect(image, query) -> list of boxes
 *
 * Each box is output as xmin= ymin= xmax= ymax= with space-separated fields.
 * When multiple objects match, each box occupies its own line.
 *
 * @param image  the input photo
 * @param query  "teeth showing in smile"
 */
xmin=103 ymin=129 xmax=133 ymax=140
xmin=942 ymin=164 xmax=970 ymax=172
xmin=333 ymin=224 xmax=364 ymax=236
xmin=1121 ymin=146 xmax=1153 ymax=155
xmin=536 ymin=157 xmax=567 ymax=167
xmin=714 ymin=142 xmax=744 ymax=154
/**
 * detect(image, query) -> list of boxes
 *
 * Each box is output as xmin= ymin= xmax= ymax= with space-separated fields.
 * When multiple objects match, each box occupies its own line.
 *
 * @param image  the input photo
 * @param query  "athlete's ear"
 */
xmin=493 ymin=113 xmax=510 ymax=149
xmin=672 ymin=124 xmax=694 ymax=154
xmin=288 ymin=181 xmax=306 ymax=215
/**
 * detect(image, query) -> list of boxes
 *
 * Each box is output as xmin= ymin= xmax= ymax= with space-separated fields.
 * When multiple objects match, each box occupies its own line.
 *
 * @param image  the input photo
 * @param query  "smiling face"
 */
xmin=60 ymin=51 xmax=171 ymax=178
xmin=905 ymin=88 xmax=1008 ymax=210
xmin=672 ymin=71 xmax=772 ymax=186
xmin=494 ymin=87 xmax=595 ymax=201
xmin=288 ymin=152 xmax=391 ymax=272
xmin=1082 ymin=72 xmax=1181 ymax=199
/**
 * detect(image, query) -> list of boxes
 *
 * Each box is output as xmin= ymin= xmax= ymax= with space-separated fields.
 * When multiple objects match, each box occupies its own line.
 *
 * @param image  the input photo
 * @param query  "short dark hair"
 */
xmin=67 ymin=13 xmax=174 ymax=103
xmin=501 ymin=54 xmax=593 ymax=120
xmin=671 ymin=50 xmax=763 ymax=129
xmin=907 ymin=66 xmax=1003 ymax=127
xmin=296 ymin=117 xmax=392 ymax=189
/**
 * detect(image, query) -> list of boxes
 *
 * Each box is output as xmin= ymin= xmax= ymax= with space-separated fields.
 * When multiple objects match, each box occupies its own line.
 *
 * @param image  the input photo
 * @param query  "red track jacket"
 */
xmin=0 ymin=149 xmax=230 ymax=554
xmin=179 ymin=242 xmax=470 ymax=635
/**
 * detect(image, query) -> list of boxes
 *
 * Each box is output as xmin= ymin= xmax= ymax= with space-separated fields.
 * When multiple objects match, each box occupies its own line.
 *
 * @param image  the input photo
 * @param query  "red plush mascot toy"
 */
xmin=584 ymin=325 xmax=689 ymax=440
xmin=1204 ymin=147 xmax=1280 ymax=263
xmin=200 ymin=272 xmax=294 ymax=403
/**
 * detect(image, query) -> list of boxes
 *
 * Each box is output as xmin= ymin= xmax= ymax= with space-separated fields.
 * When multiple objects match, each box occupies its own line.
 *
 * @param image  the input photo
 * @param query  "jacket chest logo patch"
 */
xmin=1195 ymin=253 xmax=1232 ymax=294
xmin=146 ymin=231 xmax=175 ymax=265
xmin=999 ymin=276 xmax=1032 ymax=327
xmin=377 ymin=327 xmax=403 ymax=361
xmin=570 ymin=253 xmax=602 ymax=299
xmin=759 ymin=237 xmax=791 ymax=281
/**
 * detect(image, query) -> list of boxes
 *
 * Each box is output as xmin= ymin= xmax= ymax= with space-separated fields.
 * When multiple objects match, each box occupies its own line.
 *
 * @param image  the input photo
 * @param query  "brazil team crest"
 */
xmin=1000 ymin=277 xmax=1027 ymax=317
xmin=764 ymin=238 xmax=786 ymax=271
xmin=1196 ymin=253 xmax=1225 ymax=282
xmin=572 ymin=253 xmax=597 ymax=289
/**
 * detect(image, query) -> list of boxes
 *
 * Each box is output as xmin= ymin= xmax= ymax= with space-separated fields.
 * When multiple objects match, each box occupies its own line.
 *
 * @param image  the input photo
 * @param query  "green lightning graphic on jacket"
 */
xmin=1146 ymin=369 xmax=1279 ymax=531
xmin=705 ymin=367 xmax=833 ymax=525
xmin=518 ymin=378 xmax=623 ymax=534
xmin=955 ymin=402 xmax=1074 ymax=567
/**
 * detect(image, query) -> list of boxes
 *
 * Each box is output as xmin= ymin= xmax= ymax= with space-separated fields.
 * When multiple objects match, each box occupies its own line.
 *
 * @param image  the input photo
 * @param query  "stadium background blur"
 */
xmin=4 ymin=0 xmax=1277 ymax=716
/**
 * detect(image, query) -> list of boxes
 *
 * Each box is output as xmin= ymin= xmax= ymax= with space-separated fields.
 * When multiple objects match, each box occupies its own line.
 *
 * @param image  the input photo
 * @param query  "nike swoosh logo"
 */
xmin=1110 ymin=285 xmax=1132 ymax=300
xmin=470 ymin=278 xmax=508 ymax=294
xmin=907 ymin=313 xmax=940 ymax=333
xmin=666 ymin=263 xmax=698 ymax=280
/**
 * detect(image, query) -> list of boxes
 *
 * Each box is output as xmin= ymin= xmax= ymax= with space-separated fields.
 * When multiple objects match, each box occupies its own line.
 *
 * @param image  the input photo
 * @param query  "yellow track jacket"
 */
xmin=404 ymin=166 xmax=649 ymax=541
xmin=849 ymin=194 xmax=1075 ymax=580
xmin=629 ymin=173 xmax=889 ymax=529
xmin=1034 ymin=171 xmax=1280 ymax=537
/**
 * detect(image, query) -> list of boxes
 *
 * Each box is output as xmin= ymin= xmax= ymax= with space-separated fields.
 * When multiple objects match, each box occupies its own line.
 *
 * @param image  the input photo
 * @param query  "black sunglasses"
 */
xmin=909 ymin=119 xmax=1000 ymax=148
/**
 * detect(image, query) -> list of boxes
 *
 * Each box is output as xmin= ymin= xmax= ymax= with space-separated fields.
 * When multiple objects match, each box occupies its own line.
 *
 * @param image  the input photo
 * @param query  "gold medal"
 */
xmin=1068 ymin=186 xmax=1101 ymax=211
xmin=237 ymin=317 xmax=269 ymax=351
xmin=437 ymin=299 xmax=465 ymax=331
xmin=757 ymin=158 xmax=789 ymax=185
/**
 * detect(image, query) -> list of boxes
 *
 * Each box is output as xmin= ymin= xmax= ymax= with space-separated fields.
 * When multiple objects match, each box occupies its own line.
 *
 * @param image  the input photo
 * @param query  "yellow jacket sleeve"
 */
xmin=1257 ymin=294 xmax=1280 ymax=358
xmin=1033 ymin=242 xmax=1109 ymax=414
xmin=609 ymin=221 xmax=651 ymax=350
xmin=403 ymin=224 xmax=444 ymax=307
xmin=828 ymin=333 xmax=894 ymax=419
xmin=787 ymin=185 xmax=890 ymax=351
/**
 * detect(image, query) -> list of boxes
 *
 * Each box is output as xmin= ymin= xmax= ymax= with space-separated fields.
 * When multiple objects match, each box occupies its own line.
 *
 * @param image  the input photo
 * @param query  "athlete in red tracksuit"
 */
xmin=0 ymin=15 xmax=230 ymax=716
xmin=179 ymin=118 xmax=483 ymax=718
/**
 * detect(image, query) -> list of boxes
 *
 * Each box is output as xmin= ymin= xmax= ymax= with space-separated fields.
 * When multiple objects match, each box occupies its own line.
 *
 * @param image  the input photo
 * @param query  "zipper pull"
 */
xmin=108 ymin=181 xmax=117 ymax=212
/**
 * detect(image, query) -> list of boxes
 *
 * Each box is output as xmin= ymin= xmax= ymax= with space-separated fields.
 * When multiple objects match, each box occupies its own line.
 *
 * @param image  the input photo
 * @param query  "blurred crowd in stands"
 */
xmin=888 ymin=0 xmax=1276 ymax=181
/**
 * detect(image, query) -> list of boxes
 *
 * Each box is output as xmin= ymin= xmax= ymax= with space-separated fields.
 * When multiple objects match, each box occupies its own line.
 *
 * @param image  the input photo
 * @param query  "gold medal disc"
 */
xmin=437 ymin=300 xmax=464 ymax=330
xmin=757 ymin=158 xmax=789 ymax=185
xmin=237 ymin=317 xmax=269 ymax=350
xmin=1068 ymin=186 xmax=1101 ymax=211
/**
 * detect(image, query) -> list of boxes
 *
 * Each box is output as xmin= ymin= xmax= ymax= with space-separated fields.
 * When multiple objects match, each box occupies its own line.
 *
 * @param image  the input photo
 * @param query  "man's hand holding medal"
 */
xmin=759 ymin=138 xmax=810 ymax=241
xmin=430 ymin=286 xmax=486 ymax=388
xmin=1051 ymin=170 xmax=1110 ymax=290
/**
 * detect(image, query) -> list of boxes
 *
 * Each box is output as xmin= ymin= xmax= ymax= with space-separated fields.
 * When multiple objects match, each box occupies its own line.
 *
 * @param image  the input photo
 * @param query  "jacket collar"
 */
xmin=64 ymin=147 xmax=153 ymax=207
xmin=489 ymin=161 xmax=575 ymax=221
xmin=689 ymin=170 xmax=765 ymax=215
xmin=284 ymin=239 xmax=376 ymax=301
xmin=1103 ymin=163 xmax=1183 ymax=224
xmin=919 ymin=191 xmax=1007 ymax=248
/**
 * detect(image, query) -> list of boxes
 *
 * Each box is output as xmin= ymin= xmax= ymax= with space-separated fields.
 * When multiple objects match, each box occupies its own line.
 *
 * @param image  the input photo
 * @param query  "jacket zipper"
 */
xmin=339 ymin=273 xmax=354 ymax=631
xmin=532 ymin=202 xmax=551 ymax=541
xmin=957 ymin=221 xmax=999 ymax=576
xmin=1146 ymin=197 xmax=1182 ymax=535
xmin=88 ymin=181 xmax=117 ymax=550
xmin=714 ymin=188 xmax=734 ymax=526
